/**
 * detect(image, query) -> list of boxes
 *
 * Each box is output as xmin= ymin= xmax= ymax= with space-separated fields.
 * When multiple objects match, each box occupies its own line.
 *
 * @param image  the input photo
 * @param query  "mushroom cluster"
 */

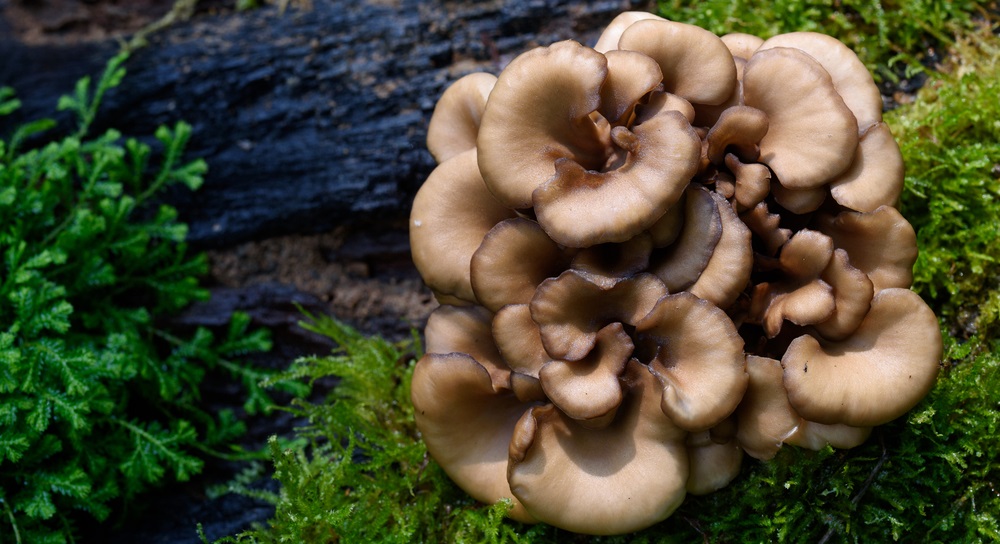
xmin=409 ymin=12 xmax=942 ymax=535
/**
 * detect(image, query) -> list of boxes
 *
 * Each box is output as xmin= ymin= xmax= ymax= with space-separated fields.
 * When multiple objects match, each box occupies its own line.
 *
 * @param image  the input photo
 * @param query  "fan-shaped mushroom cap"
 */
xmin=753 ymin=280 xmax=835 ymax=338
xmin=426 ymin=304 xmax=511 ymax=390
xmin=687 ymin=192 xmax=753 ymax=309
xmin=743 ymin=47 xmax=859 ymax=190
xmin=539 ymin=323 xmax=633 ymax=427
xmin=532 ymin=108 xmax=701 ymax=247
xmin=599 ymin=50 xmax=664 ymax=126
xmin=571 ymin=232 xmax=653 ymax=284
xmin=411 ymin=353 xmax=537 ymax=522
xmin=781 ymin=288 xmax=942 ymax=427
xmin=771 ymin=179 xmax=828 ymax=214
xmin=651 ymin=185 xmax=723 ymax=291
xmin=813 ymin=249 xmax=874 ymax=341
xmin=531 ymin=270 xmax=668 ymax=361
xmin=410 ymin=149 xmax=518 ymax=305
xmin=721 ymin=32 xmax=764 ymax=60
xmin=592 ymin=11 xmax=664 ymax=53
xmin=814 ymin=205 xmax=917 ymax=292
xmin=618 ymin=19 xmax=738 ymax=106
xmin=758 ymin=32 xmax=883 ymax=130
xmin=741 ymin=201 xmax=791 ymax=255
xmin=686 ymin=429 xmax=743 ymax=495
xmin=478 ymin=40 xmax=610 ymax=209
xmin=637 ymin=292 xmax=748 ymax=431
xmin=737 ymin=355 xmax=870 ymax=460
xmin=471 ymin=218 xmax=573 ymax=312
xmin=705 ymin=106 xmax=768 ymax=165
xmin=507 ymin=360 xmax=688 ymax=535
xmin=427 ymin=73 xmax=498 ymax=163
xmin=726 ymin=153 xmax=771 ymax=211
xmin=637 ymin=91 xmax=696 ymax=125
xmin=830 ymin=122 xmax=905 ymax=212
xmin=492 ymin=303 xmax=548 ymax=379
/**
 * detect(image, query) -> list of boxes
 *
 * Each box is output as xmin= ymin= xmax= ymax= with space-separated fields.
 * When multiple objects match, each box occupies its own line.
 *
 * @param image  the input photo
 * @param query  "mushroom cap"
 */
xmin=781 ymin=288 xmax=942 ymax=426
xmin=426 ymin=304 xmax=511 ymax=390
xmin=411 ymin=353 xmax=536 ymax=522
xmin=470 ymin=217 xmax=573 ymax=312
xmin=426 ymin=72 xmax=497 ymax=163
xmin=599 ymin=49 xmax=664 ymax=126
xmin=539 ymin=323 xmax=633 ymax=427
xmin=570 ymin=232 xmax=654 ymax=283
xmin=829 ymin=122 xmax=905 ymax=212
xmin=618 ymin=19 xmax=738 ymax=106
xmin=592 ymin=10 xmax=664 ymax=53
xmin=721 ymin=32 xmax=764 ymax=60
xmin=651 ymin=185 xmax=723 ymax=292
xmin=687 ymin=191 xmax=754 ymax=309
xmin=507 ymin=360 xmax=688 ymax=535
xmin=637 ymin=292 xmax=748 ymax=432
xmin=492 ymin=303 xmax=549 ymax=378
xmin=726 ymin=153 xmax=771 ymax=211
xmin=814 ymin=205 xmax=918 ymax=292
xmin=758 ymin=32 xmax=883 ymax=129
xmin=770 ymin=179 xmax=828 ymax=214
xmin=531 ymin=270 xmax=668 ymax=361
xmin=743 ymin=47 xmax=859 ymax=190
xmin=410 ymin=148 xmax=518 ymax=305
xmin=685 ymin=430 xmax=743 ymax=495
xmin=705 ymin=106 xmax=769 ymax=165
xmin=753 ymin=279 xmax=836 ymax=338
xmin=637 ymin=91 xmax=696 ymax=125
xmin=740 ymin=201 xmax=791 ymax=256
xmin=813 ymin=248 xmax=875 ymax=341
xmin=532 ymin=108 xmax=701 ymax=247
xmin=478 ymin=40 xmax=610 ymax=209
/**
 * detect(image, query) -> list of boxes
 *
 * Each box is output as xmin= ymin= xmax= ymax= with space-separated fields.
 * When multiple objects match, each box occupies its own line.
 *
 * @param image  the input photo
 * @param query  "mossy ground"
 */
xmin=214 ymin=4 xmax=1000 ymax=543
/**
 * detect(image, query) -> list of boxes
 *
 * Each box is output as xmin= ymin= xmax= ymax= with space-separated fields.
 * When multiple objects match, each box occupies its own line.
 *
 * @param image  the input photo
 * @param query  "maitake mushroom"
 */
xmin=408 ymin=10 xmax=941 ymax=535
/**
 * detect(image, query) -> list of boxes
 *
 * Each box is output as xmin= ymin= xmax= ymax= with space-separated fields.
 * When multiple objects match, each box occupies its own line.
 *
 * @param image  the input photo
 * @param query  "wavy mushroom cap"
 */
xmin=618 ymin=19 xmax=737 ymax=106
xmin=411 ymin=353 xmax=537 ymax=522
xmin=637 ymin=292 xmax=748 ymax=432
xmin=685 ymin=427 xmax=743 ymax=495
xmin=410 ymin=149 xmax=518 ymax=305
xmin=592 ymin=11 xmax=665 ymax=53
xmin=507 ymin=360 xmax=688 ymax=535
xmin=651 ymin=185 xmax=723 ymax=292
xmin=814 ymin=205 xmax=918 ymax=292
xmin=425 ymin=304 xmax=510 ymax=390
xmin=721 ymin=32 xmax=764 ymax=60
xmin=426 ymin=72 xmax=497 ymax=163
xmin=781 ymin=288 xmax=942 ymax=427
xmin=685 ymin=191 xmax=753 ymax=309
xmin=743 ymin=47 xmax=859 ymax=190
xmin=477 ymin=40 xmax=610 ymax=210
xmin=830 ymin=122 xmax=905 ymax=212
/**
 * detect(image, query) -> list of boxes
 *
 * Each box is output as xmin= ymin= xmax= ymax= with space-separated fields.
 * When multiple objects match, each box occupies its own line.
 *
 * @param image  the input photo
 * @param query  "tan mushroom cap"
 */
xmin=531 ymin=270 xmax=668 ymax=361
xmin=651 ymin=185 xmax=723 ymax=292
xmin=771 ymin=179 xmax=828 ymax=214
xmin=492 ymin=303 xmax=548 ymax=379
xmin=410 ymin=149 xmax=518 ymax=305
xmin=737 ymin=355 xmax=870 ymax=460
xmin=647 ymin=194 xmax=686 ymax=248
xmin=685 ymin=430 xmax=743 ymax=495
xmin=781 ymin=288 xmax=942 ymax=427
xmin=592 ymin=10 xmax=664 ymax=54
xmin=618 ymin=19 xmax=738 ymax=106
xmin=470 ymin=218 xmax=573 ymax=312
xmin=726 ymin=153 xmax=771 ymax=211
xmin=570 ymin=232 xmax=653 ymax=285
xmin=705 ymin=106 xmax=768 ymax=165
xmin=721 ymin=32 xmax=764 ymax=60
xmin=426 ymin=304 xmax=511 ymax=390
xmin=599 ymin=50 xmax=664 ymax=126
xmin=741 ymin=201 xmax=791 ymax=256
xmin=753 ymin=280 xmax=835 ymax=338
xmin=507 ymin=360 xmax=688 ymax=535
xmin=426 ymin=72 xmax=497 ymax=163
xmin=780 ymin=229 xmax=834 ymax=280
xmin=637 ymin=91 xmax=696 ymax=125
xmin=830 ymin=122 xmax=905 ymax=212
xmin=411 ymin=353 xmax=537 ymax=523
xmin=532 ymin=108 xmax=700 ymax=247
xmin=637 ymin=292 xmax=748 ymax=432
xmin=758 ymin=32 xmax=883 ymax=130
xmin=814 ymin=205 xmax=917 ymax=292
xmin=539 ymin=323 xmax=633 ymax=427
xmin=813 ymin=248 xmax=875 ymax=341
xmin=478 ymin=40 xmax=610 ymax=209
xmin=743 ymin=47 xmax=859 ymax=190
xmin=687 ymin=192 xmax=753 ymax=309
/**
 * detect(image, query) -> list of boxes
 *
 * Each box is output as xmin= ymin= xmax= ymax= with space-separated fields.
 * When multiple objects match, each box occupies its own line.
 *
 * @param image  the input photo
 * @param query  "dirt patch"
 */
xmin=207 ymin=225 xmax=437 ymax=339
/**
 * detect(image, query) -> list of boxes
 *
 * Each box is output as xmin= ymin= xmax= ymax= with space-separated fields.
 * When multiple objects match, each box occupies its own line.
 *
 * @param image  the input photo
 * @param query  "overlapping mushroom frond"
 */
xmin=409 ymin=10 xmax=940 ymax=536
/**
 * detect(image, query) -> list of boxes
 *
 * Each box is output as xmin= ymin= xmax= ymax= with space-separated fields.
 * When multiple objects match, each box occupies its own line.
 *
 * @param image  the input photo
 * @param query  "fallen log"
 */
xmin=1 ymin=0 xmax=653 ymax=248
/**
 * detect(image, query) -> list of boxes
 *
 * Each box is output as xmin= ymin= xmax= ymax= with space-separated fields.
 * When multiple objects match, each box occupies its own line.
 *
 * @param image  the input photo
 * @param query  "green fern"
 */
xmin=0 ymin=53 xmax=279 ymax=543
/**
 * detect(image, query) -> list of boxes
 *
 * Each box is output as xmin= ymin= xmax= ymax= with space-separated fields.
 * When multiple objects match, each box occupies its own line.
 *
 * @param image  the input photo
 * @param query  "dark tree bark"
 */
xmin=1 ymin=0 xmax=653 ymax=248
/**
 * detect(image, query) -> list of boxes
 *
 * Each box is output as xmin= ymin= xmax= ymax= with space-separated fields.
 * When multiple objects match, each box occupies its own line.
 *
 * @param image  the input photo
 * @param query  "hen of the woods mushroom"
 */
xmin=409 ymin=12 xmax=942 ymax=535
